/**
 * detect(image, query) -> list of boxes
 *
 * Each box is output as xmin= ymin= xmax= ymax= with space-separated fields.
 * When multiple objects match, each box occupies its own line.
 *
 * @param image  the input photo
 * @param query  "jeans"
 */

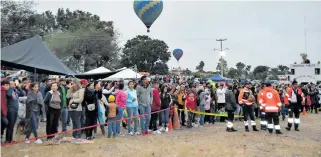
xmin=70 ymin=111 xmax=82 ymax=138
xmin=127 ymin=107 xmax=138 ymax=133
xmin=60 ymin=108 xmax=68 ymax=132
xmin=85 ymin=111 xmax=97 ymax=138
xmin=139 ymin=105 xmax=151 ymax=133
xmin=160 ymin=108 xmax=170 ymax=127
xmin=46 ymin=107 xmax=61 ymax=139
xmin=116 ymin=108 xmax=124 ymax=134
xmin=199 ymin=105 xmax=205 ymax=126
xmin=107 ymin=117 xmax=117 ymax=137
xmin=26 ymin=111 xmax=39 ymax=139
xmin=6 ymin=110 xmax=18 ymax=142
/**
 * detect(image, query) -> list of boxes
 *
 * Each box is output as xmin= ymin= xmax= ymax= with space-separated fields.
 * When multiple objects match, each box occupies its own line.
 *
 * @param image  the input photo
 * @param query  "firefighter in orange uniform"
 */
xmin=257 ymin=85 xmax=267 ymax=130
xmin=238 ymin=82 xmax=259 ymax=132
xmin=284 ymin=80 xmax=305 ymax=131
xmin=260 ymin=81 xmax=282 ymax=134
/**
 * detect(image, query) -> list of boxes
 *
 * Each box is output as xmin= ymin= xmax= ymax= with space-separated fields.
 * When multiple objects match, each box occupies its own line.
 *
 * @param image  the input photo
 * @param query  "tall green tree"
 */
xmin=121 ymin=35 xmax=171 ymax=73
xmin=44 ymin=8 xmax=120 ymax=72
xmin=196 ymin=61 xmax=205 ymax=72
xmin=253 ymin=65 xmax=270 ymax=80
xmin=1 ymin=1 xmax=56 ymax=47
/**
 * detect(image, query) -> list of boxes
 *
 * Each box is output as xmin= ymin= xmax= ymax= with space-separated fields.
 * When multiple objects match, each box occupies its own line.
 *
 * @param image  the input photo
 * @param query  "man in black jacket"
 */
xmin=225 ymin=85 xmax=238 ymax=132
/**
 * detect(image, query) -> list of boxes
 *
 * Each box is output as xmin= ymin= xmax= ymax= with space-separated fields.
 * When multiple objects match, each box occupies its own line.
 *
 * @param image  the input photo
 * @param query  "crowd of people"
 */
xmin=1 ymin=74 xmax=320 ymax=145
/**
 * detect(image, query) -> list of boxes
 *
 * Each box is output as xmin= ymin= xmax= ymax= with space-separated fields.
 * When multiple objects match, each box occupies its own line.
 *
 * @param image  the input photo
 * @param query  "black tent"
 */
xmin=1 ymin=36 xmax=75 ymax=75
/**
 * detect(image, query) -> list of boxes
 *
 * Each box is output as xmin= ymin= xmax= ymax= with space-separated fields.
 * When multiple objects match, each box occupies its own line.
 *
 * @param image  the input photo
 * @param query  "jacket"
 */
xmin=115 ymin=90 xmax=127 ymax=108
xmin=1 ymin=86 xmax=8 ymax=117
xmin=257 ymin=88 xmax=264 ymax=110
xmin=238 ymin=87 xmax=254 ymax=105
xmin=106 ymin=102 xmax=117 ymax=118
xmin=308 ymin=88 xmax=319 ymax=105
xmin=126 ymin=88 xmax=138 ymax=107
xmin=69 ymin=88 xmax=85 ymax=111
xmin=160 ymin=92 xmax=171 ymax=109
xmin=284 ymin=87 xmax=305 ymax=105
xmin=151 ymin=89 xmax=161 ymax=111
xmin=177 ymin=90 xmax=186 ymax=105
xmin=44 ymin=90 xmax=61 ymax=109
xmin=6 ymin=88 xmax=19 ymax=112
xmin=225 ymin=89 xmax=237 ymax=111
xmin=137 ymin=84 xmax=153 ymax=107
xmin=260 ymin=87 xmax=282 ymax=112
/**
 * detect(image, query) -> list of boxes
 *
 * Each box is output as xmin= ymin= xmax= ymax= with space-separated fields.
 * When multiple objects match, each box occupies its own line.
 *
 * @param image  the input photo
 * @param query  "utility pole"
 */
xmin=214 ymin=38 xmax=229 ymax=77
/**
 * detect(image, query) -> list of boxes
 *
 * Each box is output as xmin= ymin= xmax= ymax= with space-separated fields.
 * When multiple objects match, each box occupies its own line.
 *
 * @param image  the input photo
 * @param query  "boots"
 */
xmin=245 ymin=126 xmax=249 ymax=132
xmin=294 ymin=124 xmax=300 ymax=131
xmin=268 ymin=129 xmax=273 ymax=134
xmin=275 ymin=130 xmax=283 ymax=134
xmin=260 ymin=125 xmax=267 ymax=130
xmin=285 ymin=123 xmax=292 ymax=131
xmin=252 ymin=126 xmax=259 ymax=131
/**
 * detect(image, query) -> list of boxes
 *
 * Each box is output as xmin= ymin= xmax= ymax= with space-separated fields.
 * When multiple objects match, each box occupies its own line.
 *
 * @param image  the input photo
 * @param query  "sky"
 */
xmin=34 ymin=0 xmax=321 ymax=72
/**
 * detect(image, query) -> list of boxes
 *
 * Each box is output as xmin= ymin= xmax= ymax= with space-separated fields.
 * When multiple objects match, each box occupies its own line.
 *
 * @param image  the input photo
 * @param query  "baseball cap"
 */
xmin=80 ymin=79 xmax=88 ymax=86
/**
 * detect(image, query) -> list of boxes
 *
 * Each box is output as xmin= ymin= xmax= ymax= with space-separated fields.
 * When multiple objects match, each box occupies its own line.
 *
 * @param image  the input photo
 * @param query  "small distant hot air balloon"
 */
xmin=173 ymin=49 xmax=183 ymax=62
xmin=133 ymin=0 xmax=163 ymax=33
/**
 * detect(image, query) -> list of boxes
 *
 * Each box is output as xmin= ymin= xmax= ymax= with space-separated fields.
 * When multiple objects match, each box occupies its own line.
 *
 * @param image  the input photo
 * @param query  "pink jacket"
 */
xmin=116 ymin=90 xmax=127 ymax=108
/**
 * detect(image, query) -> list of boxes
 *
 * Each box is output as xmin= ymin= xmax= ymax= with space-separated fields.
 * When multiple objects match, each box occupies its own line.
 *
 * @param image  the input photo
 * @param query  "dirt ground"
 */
xmin=2 ymin=113 xmax=321 ymax=157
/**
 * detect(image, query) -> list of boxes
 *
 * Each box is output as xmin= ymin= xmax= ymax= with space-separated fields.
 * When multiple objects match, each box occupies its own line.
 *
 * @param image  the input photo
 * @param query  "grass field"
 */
xmin=2 ymin=113 xmax=321 ymax=157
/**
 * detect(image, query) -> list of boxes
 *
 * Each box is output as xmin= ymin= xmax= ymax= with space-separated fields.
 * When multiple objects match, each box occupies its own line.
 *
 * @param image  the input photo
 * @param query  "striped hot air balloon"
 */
xmin=133 ymin=0 xmax=163 ymax=33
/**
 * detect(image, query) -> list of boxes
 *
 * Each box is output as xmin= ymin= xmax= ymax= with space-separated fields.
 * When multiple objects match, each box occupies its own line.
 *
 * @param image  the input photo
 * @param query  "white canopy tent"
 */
xmin=84 ymin=67 xmax=111 ymax=74
xmin=103 ymin=68 xmax=142 ymax=80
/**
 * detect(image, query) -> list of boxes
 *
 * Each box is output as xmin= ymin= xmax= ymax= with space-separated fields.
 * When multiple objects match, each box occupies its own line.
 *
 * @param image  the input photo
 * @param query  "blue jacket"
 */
xmin=126 ymin=89 xmax=138 ymax=108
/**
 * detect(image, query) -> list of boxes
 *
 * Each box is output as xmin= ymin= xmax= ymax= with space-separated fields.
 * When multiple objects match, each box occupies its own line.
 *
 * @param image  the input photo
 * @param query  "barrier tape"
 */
xmin=1 ymin=108 xmax=169 ymax=147
xmin=177 ymin=108 xmax=244 ymax=118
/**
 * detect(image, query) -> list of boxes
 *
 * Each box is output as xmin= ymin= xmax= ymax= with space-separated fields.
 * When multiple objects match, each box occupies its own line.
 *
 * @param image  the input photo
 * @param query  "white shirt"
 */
xmin=291 ymin=90 xmax=297 ymax=103
xmin=216 ymin=88 xmax=226 ymax=103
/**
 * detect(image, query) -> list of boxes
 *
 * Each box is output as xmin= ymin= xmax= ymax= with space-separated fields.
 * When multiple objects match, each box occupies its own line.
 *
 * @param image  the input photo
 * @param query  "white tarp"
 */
xmin=103 ymin=68 xmax=142 ymax=80
xmin=84 ymin=67 xmax=111 ymax=74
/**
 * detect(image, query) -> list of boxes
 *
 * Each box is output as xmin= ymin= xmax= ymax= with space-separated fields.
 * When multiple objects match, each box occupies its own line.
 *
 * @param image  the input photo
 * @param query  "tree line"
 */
xmin=1 ymin=1 xmax=290 ymax=79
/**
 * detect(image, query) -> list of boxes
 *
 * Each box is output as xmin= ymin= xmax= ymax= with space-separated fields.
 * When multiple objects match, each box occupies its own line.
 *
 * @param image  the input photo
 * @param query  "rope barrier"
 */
xmin=2 ymin=105 xmax=320 ymax=147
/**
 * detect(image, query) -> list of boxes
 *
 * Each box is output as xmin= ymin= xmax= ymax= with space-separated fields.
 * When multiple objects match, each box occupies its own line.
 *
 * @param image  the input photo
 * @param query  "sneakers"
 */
xmin=142 ymin=132 xmax=148 ymax=136
xmin=134 ymin=132 xmax=141 ymax=135
xmin=159 ymin=127 xmax=165 ymax=132
xmin=118 ymin=132 xmax=125 ymax=137
xmin=35 ymin=139 xmax=43 ymax=144
xmin=71 ymin=138 xmax=80 ymax=144
xmin=128 ymin=132 xmax=134 ymax=136
xmin=25 ymin=139 xmax=30 ymax=144
xmin=165 ymin=127 xmax=169 ymax=132
xmin=153 ymin=130 xmax=162 ymax=134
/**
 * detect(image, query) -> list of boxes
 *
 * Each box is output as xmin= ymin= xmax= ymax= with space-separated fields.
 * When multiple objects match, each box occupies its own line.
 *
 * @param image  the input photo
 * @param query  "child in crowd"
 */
xmin=106 ymin=95 xmax=118 ymax=138
xmin=185 ymin=91 xmax=197 ymax=128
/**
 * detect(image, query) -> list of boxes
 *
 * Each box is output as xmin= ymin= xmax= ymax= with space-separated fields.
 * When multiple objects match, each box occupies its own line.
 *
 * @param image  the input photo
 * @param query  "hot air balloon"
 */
xmin=173 ymin=49 xmax=183 ymax=62
xmin=133 ymin=0 xmax=163 ymax=33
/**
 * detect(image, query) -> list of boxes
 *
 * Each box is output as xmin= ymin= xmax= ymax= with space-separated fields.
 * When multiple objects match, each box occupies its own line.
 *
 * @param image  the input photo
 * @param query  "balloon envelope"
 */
xmin=173 ymin=49 xmax=183 ymax=61
xmin=133 ymin=0 xmax=163 ymax=32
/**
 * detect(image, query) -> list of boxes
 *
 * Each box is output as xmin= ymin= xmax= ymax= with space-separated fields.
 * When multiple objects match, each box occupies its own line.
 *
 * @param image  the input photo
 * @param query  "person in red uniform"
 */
xmin=284 ymin=80 xmax=305 ymax=131
xmin=257 ymin=85 xmax=267 ymax=130
xmin=260 ymin=81 xmax=282 ymax=134
xmin=238 ymin=82 xmax=259 ymax=132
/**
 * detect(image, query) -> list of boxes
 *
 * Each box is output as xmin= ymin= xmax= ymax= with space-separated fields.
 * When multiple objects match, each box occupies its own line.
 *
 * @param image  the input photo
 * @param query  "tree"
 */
xmin=181 ymin=68 xmax=192 ymax=75
xmin=44 ymin=8 xmax=120 ymax=72
xmin=121 ymin=35 xmax=171 ymax=73
xmin=236 ymin=62 xmax=246 ymax=71
xmin=253 ymin=65 xmax=270 ymax=80
xmin=1 ymin=1 xmax=56 ymax=47
xmin=216 ymin=57 xmax=228 ymax=76
xmin=152 ymin=62 xmax=169 ymax=75
xmin=196 ymin=61 xmax=205 ymax=72
xmin=277 ymin=65 xmax=289 ymax=75
xmin=226 ymin=67 xmax=238 ymax=78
